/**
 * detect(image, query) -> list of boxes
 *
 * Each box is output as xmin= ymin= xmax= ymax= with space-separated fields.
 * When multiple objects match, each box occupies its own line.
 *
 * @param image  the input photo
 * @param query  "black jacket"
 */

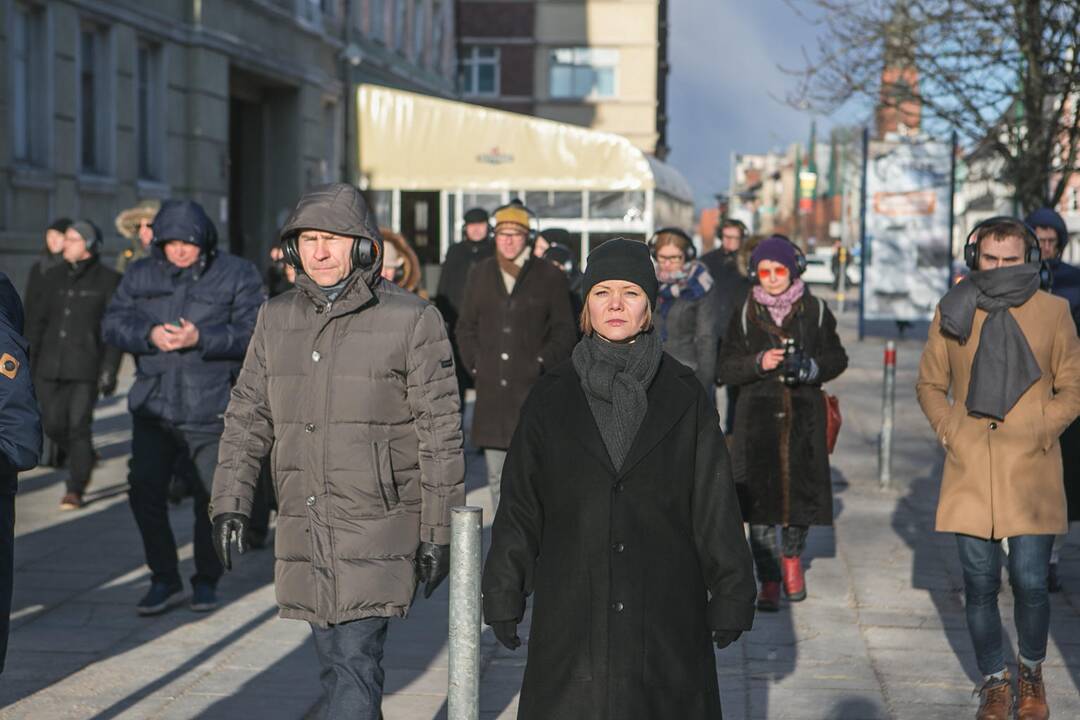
xmin=102 ymin=200 xmax=266 ymax=433
xmin=25 ymin=256 xmax=122 ymax=383
xmin=0 ymin=272 xmax=42 ymax=493
xmin=700 ymin=249 xmax=750 ymax=378
xmin=455 ymin=256 xmax=576 ymax=449
xmin=482 ymin=355 xmax=756 ymax=720
xmin=655 ymin=285 xmax=721 ymax=396
xmin=435 ymin=238 xmax=494 ymax=333
xmin=717 ymin=292 xmax=848 ymax=526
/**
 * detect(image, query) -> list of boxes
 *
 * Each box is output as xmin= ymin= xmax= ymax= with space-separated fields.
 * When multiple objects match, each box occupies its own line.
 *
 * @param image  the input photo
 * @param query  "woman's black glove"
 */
xmin=490 ymin=620 xmax=522 ymax=650
xmin=415 ymin=542 xmax=451 ymax=599
xmin=713 ymin=630 xmax=743 ymax=649
xmin=99 ymin=372 xmax=117 ymax=397
xmin=212 ymin=512 xmax=249 ymax=571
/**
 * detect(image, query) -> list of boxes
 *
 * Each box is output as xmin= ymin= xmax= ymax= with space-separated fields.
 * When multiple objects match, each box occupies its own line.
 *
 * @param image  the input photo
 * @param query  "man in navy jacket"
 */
xmin=0 ymin=272 xmax=43 ymax=673
xmin=103 ymin=199 xmax=265 ymax=615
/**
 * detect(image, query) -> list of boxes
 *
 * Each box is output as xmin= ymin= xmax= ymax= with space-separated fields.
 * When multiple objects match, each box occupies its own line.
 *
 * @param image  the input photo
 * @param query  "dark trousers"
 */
xmin=38 ymin=379 xmax=96 ymax=494
xmin=0 ymin=493 xmax=14 ymax=674
xmin=128 ymin=417 xmax=223 ymax=587
xmin=310 ymin=618 xmax=389 ymax=720
xmin=956 ymin=533 xmax=1053 ymax=676
xmin=749 ymin=524 xmax=809 ymax=583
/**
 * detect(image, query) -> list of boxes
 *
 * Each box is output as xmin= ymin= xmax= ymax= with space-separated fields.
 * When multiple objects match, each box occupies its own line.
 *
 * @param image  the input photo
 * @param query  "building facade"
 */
xmin=1 ymin=0 xmax=454 ymax=291
xmin=456 ymin=0 xmax=668 ymax=158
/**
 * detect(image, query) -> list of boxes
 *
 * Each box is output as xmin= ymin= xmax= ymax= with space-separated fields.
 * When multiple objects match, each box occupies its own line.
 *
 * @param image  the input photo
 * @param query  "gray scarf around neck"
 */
xmin=571 ymin=330 xmax=663 ymax=471
xmin=938 ymin=263 xmax=1042 ymax=421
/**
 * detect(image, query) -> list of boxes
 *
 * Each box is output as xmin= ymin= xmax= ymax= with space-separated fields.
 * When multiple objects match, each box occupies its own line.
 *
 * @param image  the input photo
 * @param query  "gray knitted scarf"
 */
xmin=938 ymin=263 xmax=1042 ymax=421
xmin=572 ymin=330 xmax=663 ymax=471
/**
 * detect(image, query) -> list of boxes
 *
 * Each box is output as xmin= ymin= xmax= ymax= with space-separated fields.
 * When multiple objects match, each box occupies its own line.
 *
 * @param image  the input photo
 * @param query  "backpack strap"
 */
xmin=741 ymin=298 xmax=750 ymax=336
xmin=817 ymin=296 xmax=825 ymax=328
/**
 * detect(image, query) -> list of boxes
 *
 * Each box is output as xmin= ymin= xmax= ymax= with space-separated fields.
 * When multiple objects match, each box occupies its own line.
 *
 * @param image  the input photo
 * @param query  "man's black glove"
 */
xmin=713 ymin=630 xmax=742 ymax=649
xmin=415 ymin=542 xmax=450 ymax=599
xmin=490 ymin=620 xmax=522 ymax=650
xmin=99 ymin=372 xmax=117 ymax=397
xmin=212 ymin=512 xmax=249 ymax=571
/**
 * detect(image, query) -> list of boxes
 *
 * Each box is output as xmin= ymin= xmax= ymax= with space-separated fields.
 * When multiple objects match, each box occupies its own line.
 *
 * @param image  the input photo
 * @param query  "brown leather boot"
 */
xmin=975 ymin=672 xmax=1013 ymax=720
xmin=1016 ymin=658 xmax=1049 ymax=720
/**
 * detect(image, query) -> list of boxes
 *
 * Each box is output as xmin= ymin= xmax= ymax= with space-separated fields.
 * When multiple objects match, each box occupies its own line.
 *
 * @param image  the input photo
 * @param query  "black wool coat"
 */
xmin=25 ymin=256 xmax=122 ymax=383
xmin=455 ymin=256 xmax=576 ymax=449
xmin=482 ymin=354 xmax=756 ymax=720
xmin=717 ymin=291 xmax=848 ymax=526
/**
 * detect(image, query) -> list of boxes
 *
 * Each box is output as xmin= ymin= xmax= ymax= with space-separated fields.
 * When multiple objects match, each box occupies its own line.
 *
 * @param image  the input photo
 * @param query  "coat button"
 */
xmin=305 ymin=423 xmax=316 ymax=433
xmin=316 ymin=306 xmax=324 ymax=314
xmin=612 ymin=542 xmax=625 ymax=553
xmin=502 ymin=326 xmax=512 ymax=334
xmin=63 ymin=308 xmax=71 ymax=316
xmin=68 ymin=289 xmax=75 ymax=297
xmin=312 ymin=351 xmax=321 ymax=362
xmin=613 ymin=482 xmax=625 ymax=493
xmin=500 ymin=352 xmax=509 ymax=360
xmin=611 ymin=602 xmax=624 ymax=613
xmin=306 ymin=495 xmax=316 ymax=506
xmin=58 ymin=330 xmax=66 ymax=338
xmin=989 ymin=422 xmax=998 ymax=430
xmin=499 ymin=379 xmax=508 ymax=387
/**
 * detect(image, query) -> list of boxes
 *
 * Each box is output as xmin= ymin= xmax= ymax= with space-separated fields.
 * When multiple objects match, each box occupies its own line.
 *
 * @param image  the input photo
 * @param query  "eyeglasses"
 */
xmin=757 ymin=266 xmax=790 ymax=280
xmin=656 ymin=253 xmax=685 ymax=264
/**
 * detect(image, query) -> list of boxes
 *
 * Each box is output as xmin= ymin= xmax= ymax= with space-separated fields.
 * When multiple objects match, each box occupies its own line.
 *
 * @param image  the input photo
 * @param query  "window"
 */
xmin=458 ymin=46 xmax=499 ymax=97
xmin=79 ymin=22 xmax=113 ymax=176
xmin=412 ymin=0 xmax=426 ymax=61
xmin=393 ymin=0 xmax=407 ymax=53
xmin=366 ymin=190 xmax=392 ymax=228
xmin=136 ymin=40 xmax=164 ymax=181
xmin=322 ymin=101 xmax=341 ymax=183
xmin=12 ymin=3 xmax=47 ymax=166
xmin=588 ymin=191 xmax=644 ymax=221
xmin=430 ymin=1 xmax=444 ymax=72
xmin=549 ymin=48 xmax=618 ymax=99
xmin=369 ymin=0 xmax=385 ymax=42
xmin=525 ymin=191 xmax=582 ymax=219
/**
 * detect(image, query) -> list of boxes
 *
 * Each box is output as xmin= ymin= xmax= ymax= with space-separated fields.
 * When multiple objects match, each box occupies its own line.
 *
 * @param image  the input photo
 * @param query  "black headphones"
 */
xmin=721 ymin=218 xmax=748 ymax=240
xmin=648 ymin=227 xmax=697 ymax=261
xmin=490 ymin=200 xmax=540 ymax=246
xmin=281 ymin=231 xmax=377 ymax=272
xmin=747 ymin=234 xmax=808 ymax=282
xmin=963 ymin=216 xmax=1041 ymax=270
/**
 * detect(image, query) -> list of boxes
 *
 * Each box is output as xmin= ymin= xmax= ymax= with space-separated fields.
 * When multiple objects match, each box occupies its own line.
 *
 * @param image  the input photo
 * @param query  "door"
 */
xmin=400 ymin=192 xmax=440 ymax=266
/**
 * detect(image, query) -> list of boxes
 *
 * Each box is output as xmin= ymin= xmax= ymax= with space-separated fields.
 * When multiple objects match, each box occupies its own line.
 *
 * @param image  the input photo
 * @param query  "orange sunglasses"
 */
xmin=757 ymin=266 xmax=790 ymax=280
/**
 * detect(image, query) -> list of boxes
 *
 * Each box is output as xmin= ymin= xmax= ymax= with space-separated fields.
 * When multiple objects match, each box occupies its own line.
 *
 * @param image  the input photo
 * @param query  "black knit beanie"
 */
xmin=582 ymin=238 xmax=659 ymax=307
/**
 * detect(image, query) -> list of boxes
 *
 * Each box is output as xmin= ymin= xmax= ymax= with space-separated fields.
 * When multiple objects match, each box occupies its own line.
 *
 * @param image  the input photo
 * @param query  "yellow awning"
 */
xmin=357 ymin=84 xmax=691 ymax=201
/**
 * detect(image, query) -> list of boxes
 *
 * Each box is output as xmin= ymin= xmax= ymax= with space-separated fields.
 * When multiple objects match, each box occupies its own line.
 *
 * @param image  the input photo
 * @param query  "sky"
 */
xmin=666 ymin=0 xmax=862 ymax=211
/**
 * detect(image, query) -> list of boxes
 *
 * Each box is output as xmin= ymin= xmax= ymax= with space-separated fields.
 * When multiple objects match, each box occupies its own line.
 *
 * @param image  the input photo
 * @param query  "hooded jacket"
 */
xmin=210 ymin=184 xmax=465 ymax=626
xmin=101 ymin=200 xmax=266 ymax=433
xmin=0 ymin=272 xmax=42 ymax=493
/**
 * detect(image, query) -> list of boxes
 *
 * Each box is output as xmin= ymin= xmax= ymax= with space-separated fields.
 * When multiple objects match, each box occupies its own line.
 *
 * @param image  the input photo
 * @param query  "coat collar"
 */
xmin=560 ymin=354 xmax=698 ymax=480
xmin=295 ymin=271 xmax=377 ymax=318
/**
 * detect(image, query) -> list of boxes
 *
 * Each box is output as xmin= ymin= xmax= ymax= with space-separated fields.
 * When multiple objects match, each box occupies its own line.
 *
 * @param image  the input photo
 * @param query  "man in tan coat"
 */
xmin=210 ymin=184 xmax=464 ymax=719
xmin=917 ymin=217 xmax=1080 ymax=720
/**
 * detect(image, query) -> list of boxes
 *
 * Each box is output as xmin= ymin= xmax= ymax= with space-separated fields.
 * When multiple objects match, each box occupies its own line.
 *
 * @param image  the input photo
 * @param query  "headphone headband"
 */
xmin=963 ymin=216 xmax=1041 ymax=270
xmin=649 ymin=227 xmax=697 ymax=261
xmin=280 ymin=231 xmax=378 ymax=274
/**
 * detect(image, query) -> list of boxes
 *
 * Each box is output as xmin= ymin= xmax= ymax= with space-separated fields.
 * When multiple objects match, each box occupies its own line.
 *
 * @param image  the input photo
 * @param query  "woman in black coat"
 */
xmin=717 ymin=235 xmax=848 ymax=612
xmin=482 ymin=238 xmax=755 ymax=720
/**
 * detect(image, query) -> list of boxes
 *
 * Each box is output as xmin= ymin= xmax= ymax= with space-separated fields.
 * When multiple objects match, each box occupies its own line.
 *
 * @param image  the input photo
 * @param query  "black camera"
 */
xmin=781 ymin=338 xmax=800 ymax=386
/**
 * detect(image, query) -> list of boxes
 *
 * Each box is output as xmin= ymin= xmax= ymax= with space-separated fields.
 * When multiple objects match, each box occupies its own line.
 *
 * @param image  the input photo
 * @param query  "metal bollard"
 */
xmin=879 ymin=341 xmax=897 ymax=489
xmin=448 ymin=506 xmax=482 ymax=720
xmin=837 ymin=246 xmax=848 ymax=314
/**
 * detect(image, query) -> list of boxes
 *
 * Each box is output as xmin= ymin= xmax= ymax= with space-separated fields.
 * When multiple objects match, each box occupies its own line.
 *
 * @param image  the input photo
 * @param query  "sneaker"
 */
xmin=136 ymin=581 xmax=185 ymax=616
xmin=59 ymin=493 xmax=84 ymax=511
xmin=190 ymin=583 xmax=218 ymax=613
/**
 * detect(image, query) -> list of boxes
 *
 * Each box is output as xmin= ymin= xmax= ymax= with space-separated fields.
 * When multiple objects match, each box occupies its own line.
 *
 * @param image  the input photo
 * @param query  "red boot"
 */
xmin=756 ymin=581 xmax=781 ymax=612
xmin=781 ymin=556 xmax=806 ymax=601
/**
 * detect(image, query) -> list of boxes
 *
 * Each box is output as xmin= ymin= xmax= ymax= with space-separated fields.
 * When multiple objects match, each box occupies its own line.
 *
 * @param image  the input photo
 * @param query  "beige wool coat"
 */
xmin=917 ymin=290 xmax=1080 ymax=539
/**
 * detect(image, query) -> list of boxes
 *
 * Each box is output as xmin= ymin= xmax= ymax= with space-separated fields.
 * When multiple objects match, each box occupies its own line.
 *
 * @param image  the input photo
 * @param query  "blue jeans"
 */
xmin=310 ymin=617 xmax=389 ymax=720
xmin=955 ymin=533 xmax=1053 ymax=676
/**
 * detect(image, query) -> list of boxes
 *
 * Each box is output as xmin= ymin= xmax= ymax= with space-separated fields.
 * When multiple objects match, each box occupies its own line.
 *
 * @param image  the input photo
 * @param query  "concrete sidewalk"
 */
xmin=3 ymin=307 xmax=1080 ymax=719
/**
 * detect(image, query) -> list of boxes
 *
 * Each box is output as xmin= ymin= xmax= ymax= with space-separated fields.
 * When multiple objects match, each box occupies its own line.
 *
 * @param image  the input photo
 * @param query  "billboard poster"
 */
xmin=861 ymin=138 xmax=953 ymax=322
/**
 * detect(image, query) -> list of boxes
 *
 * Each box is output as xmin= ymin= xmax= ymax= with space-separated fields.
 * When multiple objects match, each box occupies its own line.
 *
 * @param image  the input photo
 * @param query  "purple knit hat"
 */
xmin=750 ymin=235 xmax=801 ymax=277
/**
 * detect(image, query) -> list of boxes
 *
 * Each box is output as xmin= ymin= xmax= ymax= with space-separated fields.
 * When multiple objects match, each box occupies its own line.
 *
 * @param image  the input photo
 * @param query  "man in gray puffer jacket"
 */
xmin=210 ymin=184 xmax=465 ymax=719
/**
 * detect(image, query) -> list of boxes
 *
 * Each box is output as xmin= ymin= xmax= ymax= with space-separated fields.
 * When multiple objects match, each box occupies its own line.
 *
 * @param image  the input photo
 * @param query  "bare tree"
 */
xmin=786 ymin=0 xmax=1080 ymax=214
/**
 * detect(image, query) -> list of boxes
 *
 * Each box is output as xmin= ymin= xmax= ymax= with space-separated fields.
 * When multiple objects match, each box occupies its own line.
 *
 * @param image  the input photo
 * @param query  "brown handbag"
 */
xmin=824 ymin=391 xmax=841 ymax=454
